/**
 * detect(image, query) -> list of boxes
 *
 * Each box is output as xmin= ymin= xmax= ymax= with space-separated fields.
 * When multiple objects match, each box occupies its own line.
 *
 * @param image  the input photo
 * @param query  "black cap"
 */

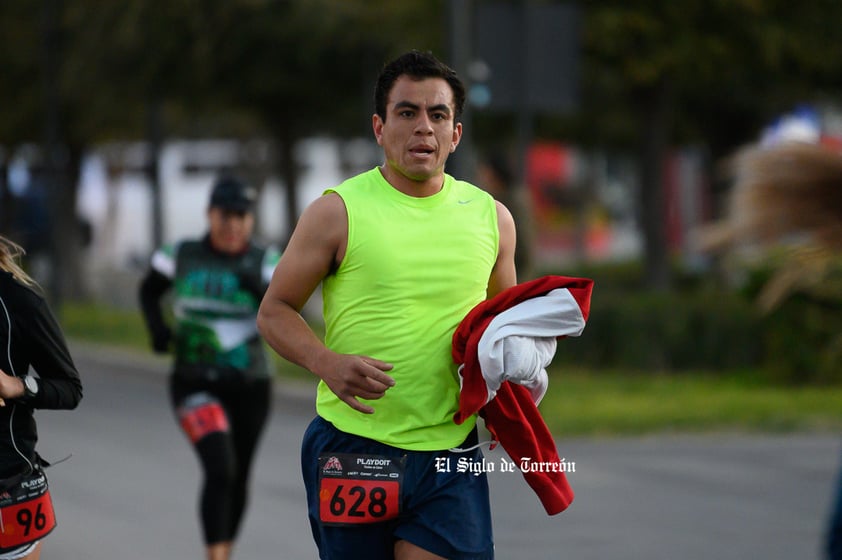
xmin=209 ymin=176 xmax=257 ymax=212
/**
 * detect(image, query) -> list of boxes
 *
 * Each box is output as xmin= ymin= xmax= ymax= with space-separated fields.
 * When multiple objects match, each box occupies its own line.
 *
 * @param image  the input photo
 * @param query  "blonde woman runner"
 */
xmin=0 ymin=236 xmax=83 ymax=559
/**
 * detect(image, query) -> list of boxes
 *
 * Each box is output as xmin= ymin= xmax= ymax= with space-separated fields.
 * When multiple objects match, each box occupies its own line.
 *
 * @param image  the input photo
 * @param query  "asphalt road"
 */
xmin=31 ymin=342 xmax=840 ymax=559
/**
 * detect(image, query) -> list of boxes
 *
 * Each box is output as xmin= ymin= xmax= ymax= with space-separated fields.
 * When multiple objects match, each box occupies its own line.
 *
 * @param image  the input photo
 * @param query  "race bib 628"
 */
xmin=317 ymin=453 xmax=404 ymax=525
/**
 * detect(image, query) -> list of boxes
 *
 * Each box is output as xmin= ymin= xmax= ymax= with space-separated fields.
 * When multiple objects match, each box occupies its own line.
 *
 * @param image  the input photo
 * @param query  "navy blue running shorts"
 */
xmin=301 ymin=416 xmax=495 ymax=560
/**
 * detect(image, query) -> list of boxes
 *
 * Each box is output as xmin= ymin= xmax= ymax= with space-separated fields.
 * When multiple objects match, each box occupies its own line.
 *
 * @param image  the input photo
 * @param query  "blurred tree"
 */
xmin=6 ymin=0 xmax=841 ymax=299
xmin=0 ymin=2 xmax=41 ymax=239
xmin=0 ymin=0 xmax=87 ymax=304
xmin=190 ymin=0 xmax=443 ymax=241
xmin=582 ymin=0 xmax=842 ymax=290
xmin=0 ymin=0 xmax=445 ymax=302
xmin=697 ymin=141 xmax=842 ymax=381
xmin=64 ymin=0 xmax=446 ymax=245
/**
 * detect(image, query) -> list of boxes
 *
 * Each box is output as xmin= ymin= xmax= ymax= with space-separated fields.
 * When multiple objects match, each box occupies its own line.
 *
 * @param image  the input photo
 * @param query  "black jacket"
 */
xmin=0 ymin=271 xmax=83 ymax=477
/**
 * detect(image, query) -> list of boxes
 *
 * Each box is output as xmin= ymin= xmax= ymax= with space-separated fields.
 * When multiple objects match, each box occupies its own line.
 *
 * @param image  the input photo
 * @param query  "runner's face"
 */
xmin=207 ymin=207 xmax=254 ymax=254
xmin=373 ymin=76 xmax=462 ymax=191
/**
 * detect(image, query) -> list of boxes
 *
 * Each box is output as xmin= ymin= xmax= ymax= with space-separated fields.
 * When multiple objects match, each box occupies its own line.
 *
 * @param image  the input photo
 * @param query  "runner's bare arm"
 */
xmin=486 ymin=200 xmax=518 ymax=299
xmin=257 ymin=193 xmax=394 ymax=414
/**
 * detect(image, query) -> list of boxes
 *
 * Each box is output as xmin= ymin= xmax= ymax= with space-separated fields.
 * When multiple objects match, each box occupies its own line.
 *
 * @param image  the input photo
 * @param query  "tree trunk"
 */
xmin=56 ymin=145 xmax=87 ymax=301
xmin=146 ymin=97 xmax=164 ymax=250
xmin=0 ymin=155 xmax=12 ymax=234
xmin=637 ymin=76 xmax=673 ymax=291
xmin=276 ymin=129 xmax=298 ymax=246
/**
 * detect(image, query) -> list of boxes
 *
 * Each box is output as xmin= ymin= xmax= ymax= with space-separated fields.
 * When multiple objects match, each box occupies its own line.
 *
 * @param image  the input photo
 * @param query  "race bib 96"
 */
xmin=0 ymin=469 xmax=56 ymax=550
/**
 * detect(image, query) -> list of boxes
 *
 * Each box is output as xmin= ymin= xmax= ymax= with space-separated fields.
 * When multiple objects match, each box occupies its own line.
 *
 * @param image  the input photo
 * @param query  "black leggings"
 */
xmin=170 ymin=375 xmax=271 ymax=545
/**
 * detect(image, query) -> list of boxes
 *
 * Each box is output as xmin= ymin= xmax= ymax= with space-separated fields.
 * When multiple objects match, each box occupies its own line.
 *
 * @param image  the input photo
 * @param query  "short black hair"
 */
xmin=374 ymin=50 xmax=466 ymax=122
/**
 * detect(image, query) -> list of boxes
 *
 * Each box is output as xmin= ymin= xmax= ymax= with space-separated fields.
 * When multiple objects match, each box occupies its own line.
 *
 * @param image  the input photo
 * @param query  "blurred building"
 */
xmin=523 ymin=142 xmax=710 ymax=271
xmin=77 ymin=137 xmax=380 ymax=265
xmin=73 ymin=136 xmax=381 ymax=306
xmin=4 ymin=134 xmax=721 ymax=304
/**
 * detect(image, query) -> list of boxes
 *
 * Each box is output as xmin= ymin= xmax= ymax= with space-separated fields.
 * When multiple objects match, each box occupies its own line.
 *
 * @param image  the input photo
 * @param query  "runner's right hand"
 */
xmin=316 ymin=354 xmax=394 ymax=414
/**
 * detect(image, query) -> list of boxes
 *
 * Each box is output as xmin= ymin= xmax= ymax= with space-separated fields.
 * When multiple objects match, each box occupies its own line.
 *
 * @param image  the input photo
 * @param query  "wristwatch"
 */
xmin=22 ymin=375 xmax=39 ymax=400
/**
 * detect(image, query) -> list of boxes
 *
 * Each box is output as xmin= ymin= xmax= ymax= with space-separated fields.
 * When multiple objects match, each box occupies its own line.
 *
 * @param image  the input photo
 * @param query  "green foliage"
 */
xmin=0 ymin=2 xmax=41 ymax=142
xmin=727 ymin=253 xmax=842 ymax=384
xmin=0 ymin=0 xmax=449 ymax=145
xmin=60 ymin=301 xmax=150 ymax=350
xmin=553 ymin=261 xmax=841 ymax=384
xmin=763 ymin=296 xmax=842 ymax=385
xmin=578 ymin=0 xmax=842 ymax=154
xmin=559 ymin=288 xmax=764 ymax=371
xmin=4 ymin=0 xmax=841 ymax=151
xmin=60 ymin=299 xmax=318 ymax=380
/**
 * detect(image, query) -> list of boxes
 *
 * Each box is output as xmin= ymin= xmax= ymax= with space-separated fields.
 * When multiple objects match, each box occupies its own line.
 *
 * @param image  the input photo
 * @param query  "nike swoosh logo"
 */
xmin=458 ymin=199 xmax=473 ymax=204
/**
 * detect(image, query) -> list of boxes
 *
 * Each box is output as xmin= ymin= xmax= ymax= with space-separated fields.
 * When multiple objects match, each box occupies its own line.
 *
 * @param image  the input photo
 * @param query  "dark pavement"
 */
xmin=31 ymin=342 xmax=840 ymax=559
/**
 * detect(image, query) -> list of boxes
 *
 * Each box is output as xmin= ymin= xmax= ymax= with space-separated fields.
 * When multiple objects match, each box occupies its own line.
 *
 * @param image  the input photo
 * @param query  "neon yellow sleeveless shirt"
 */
xmin=318 ymin=167 xmax=499 ymax=450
